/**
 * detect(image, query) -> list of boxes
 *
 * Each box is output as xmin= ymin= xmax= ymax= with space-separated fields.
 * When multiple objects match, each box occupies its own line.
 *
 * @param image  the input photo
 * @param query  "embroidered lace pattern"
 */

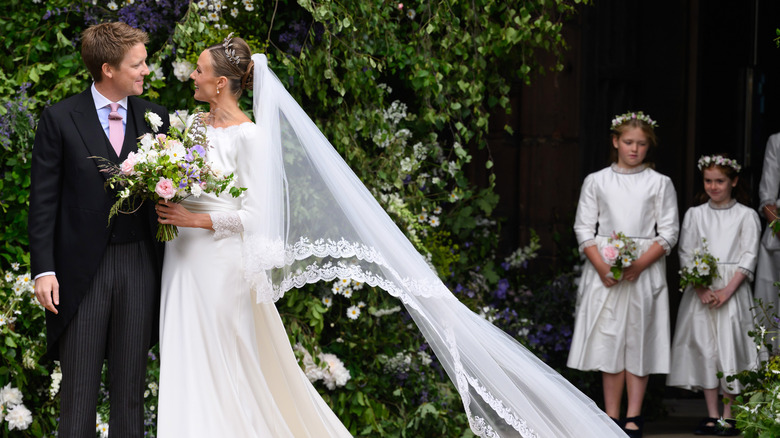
xmin=210 ymin=211 xmax=243 ymax=239
xmin=242 ymin=235 xmax=449 ymax=304
xmin=444 ymin=327 xmax=538 ymax=438
xmin=738 ymin=266 xmax=754 ymax=282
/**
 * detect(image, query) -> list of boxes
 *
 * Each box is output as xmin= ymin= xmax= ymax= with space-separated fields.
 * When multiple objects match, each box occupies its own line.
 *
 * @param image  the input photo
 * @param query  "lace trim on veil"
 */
xmin=445 ymin=327 xmax=538 ymax=438
xmin=242 ymin=235 xmax=448 ymax=305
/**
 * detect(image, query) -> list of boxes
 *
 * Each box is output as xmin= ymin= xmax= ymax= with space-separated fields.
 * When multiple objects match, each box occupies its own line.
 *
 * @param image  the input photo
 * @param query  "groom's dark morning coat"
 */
xmin=29 ymin=88 xmax=168 ymax=359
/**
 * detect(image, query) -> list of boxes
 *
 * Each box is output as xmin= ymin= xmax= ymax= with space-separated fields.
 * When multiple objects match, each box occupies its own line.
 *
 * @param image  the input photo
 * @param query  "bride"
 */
xmin=154 ymin=35 xmax=626 ymax=437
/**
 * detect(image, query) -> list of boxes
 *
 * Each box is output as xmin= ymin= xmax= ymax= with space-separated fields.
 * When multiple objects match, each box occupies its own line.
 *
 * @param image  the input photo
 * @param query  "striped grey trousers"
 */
xmin=58 ymin=241 xmax=156 ymax=438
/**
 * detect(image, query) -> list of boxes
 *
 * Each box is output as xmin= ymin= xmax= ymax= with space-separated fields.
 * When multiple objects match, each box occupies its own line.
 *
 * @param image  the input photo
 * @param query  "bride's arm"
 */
xmin=156 ymin=200 xmax=214 ymax=230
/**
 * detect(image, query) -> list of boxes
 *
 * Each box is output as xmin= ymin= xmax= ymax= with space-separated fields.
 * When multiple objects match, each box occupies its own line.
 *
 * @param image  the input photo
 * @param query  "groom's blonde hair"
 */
xmin=81 ymin=22 xmax=149 ymax=83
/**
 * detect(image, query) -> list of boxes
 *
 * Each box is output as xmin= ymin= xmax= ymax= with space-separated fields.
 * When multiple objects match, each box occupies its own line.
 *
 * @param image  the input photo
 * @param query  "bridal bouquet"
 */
xmin=678 ymin=238 xmax=719 ymax=291
xmin=601 ymin=231 xmax=638 ymax=281
xmin=100 ymin=110 xmax=246 ymax=241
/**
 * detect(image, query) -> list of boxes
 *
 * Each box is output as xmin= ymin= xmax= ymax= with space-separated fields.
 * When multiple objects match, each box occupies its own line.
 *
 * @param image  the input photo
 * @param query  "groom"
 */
xmin=29 ymin=22 xmax=168 ymax=436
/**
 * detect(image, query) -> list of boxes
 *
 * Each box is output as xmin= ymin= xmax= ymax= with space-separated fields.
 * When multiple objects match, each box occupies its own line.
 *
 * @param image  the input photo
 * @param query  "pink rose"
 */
xmin=601 ymin=245 xmax=619 ymax=264
xmin=397 ymin=3 xmax=403 ymax=9
xmin=120 ymin=152 xmax=137 ymax=175
xmin=155 ymin=177 xmax=176 ymax=200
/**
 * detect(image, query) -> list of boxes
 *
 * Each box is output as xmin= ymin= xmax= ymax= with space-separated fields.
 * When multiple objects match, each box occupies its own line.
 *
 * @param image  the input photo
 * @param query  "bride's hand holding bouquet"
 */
xmin=99 ymin=110 xmax=246 ymax=241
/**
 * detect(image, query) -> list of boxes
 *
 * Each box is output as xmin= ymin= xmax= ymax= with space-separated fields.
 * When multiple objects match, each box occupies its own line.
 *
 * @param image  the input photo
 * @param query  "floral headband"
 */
xmin=697 ymin=155 xmax=742 ymax=173
xmin=610 ymin=111 xmax=658 ymax=130
xmin=222 ymin=32 xmax=241 ymax=66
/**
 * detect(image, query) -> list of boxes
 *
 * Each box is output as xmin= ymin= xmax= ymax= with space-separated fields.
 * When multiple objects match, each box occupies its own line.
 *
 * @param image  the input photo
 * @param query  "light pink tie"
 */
xmin=108 ymin=102 xmax=124 ymax=156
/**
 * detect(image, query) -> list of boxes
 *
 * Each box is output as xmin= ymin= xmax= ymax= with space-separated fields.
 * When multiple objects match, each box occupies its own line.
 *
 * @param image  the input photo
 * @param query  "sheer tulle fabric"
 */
xmin=245 ymin=54 xmax=625 ymax=437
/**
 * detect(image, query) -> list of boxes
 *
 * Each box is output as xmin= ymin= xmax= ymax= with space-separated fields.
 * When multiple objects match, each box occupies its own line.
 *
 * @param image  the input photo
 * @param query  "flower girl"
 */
xmin=568 ymin=111 xmax=679 ymax=438
xmin=667 ymin=155 xmax=761 ymax=436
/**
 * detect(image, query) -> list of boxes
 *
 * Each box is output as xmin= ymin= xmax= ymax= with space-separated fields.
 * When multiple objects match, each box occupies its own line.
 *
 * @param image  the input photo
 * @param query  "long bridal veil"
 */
xmin=242 ymin=53 xmax=625 ymax=438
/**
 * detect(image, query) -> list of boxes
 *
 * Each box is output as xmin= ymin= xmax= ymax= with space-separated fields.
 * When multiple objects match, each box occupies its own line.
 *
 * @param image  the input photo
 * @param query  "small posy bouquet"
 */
xmin=99 ymin=110 xmax=246 ymax=241
xmin=678 ymin=238 xmax=719 ymax=291
xmin=601 ymin=231 xmax=638 ymax=281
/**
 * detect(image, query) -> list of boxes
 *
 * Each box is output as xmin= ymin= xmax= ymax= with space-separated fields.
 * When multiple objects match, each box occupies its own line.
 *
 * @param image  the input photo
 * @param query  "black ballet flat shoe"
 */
xmin=623 ymin=415 xmax=643 ymax=438
xmin=715 ymin=419 xmax=740 ymax=436
xmin=694 ymin=417 xmax=720 ymax=435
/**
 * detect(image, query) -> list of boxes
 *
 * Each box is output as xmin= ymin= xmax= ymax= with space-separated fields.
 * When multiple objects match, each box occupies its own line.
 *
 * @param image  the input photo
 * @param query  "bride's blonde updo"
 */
xmin=208 ymin=34 xmax=254 ymax=97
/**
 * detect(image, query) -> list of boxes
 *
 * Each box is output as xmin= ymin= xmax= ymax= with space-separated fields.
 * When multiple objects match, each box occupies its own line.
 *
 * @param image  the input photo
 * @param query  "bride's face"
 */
xmin=190 ymin=50 xmax=219 ymax=103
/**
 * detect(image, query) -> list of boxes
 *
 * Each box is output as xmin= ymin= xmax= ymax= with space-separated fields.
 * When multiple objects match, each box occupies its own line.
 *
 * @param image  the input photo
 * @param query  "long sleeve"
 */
xmin=573 ymin=174 xmax=599 ymax=252
xmin=759 ymin=133 xmax=780 ymax=213
xmin=28 ymin=108 xmax=63 ymax=277
xmin=677 ymin=208 xmax=698 ymax=270
xmin=653 ymin=176 xmax=680 ymax=254
xmin=737 ymin=209 xmax=762 ymax=280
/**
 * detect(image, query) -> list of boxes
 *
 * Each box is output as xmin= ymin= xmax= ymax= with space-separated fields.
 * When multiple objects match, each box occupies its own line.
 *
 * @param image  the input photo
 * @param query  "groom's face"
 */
xmin=105 ymin=42 xmax=149 ymax=98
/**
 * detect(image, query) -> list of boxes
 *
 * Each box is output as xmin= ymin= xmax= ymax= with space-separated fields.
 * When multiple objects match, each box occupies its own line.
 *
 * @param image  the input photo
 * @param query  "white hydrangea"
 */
xmin=171 ymin=59 xmax=194 ymax=82
xmin=294 ymin=345 xmax=350 ymax=390
xmin=5 ymin=404 xmax=32 ymax=431
xmin=0 ymin=383 xmax=23 ymax=406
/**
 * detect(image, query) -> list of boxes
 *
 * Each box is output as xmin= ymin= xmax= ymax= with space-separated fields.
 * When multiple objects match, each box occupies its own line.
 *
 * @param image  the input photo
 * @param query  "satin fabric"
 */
xmin=157 ymin=124 xmax=351 ymax=437
xmin=755 ymin=132 xmax=780 ymax=313
xmin=568 ymin=164 xmax=679 ymax=375
xmin=667 ymin=201 xmax=761 ymax=393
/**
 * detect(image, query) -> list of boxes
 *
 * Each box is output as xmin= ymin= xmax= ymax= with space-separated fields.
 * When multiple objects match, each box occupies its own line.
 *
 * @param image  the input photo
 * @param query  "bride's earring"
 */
xmin=216 ymin=87 xmax=220 ymax=95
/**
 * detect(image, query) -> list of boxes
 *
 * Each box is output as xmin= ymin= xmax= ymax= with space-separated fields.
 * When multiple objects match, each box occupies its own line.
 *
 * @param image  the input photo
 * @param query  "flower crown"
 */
xmin=222 ymin=32 xmax=241 ymax=66
xmin=610 ymin=111 xmax=658 ymax=130
xmin=697 ymin=155 xmax=742 ymax=173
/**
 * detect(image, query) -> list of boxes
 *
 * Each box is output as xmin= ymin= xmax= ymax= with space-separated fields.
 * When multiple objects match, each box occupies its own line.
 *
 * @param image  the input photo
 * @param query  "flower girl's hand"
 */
xmin=694 ymin=287 xmax=718 ymax=308
xmin=711 ymin=287 xmax=736 ymax=309
xmin=596 ymin=265 xmax=618 ymax=288
xmin=621 ymin=262 xmax=645 ymax=282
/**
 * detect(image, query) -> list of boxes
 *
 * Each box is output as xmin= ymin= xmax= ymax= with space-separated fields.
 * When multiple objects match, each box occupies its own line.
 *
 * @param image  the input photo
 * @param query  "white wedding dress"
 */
xmin=157 ymin=123 xmax=352 ymax=437
xmin=156 ymin=54 xmax=628 ymax=438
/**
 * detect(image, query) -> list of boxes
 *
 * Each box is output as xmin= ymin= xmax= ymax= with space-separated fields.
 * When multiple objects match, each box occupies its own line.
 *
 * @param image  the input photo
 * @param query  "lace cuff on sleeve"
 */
xmin=738 ymin=266 xmax=755 ymax=282
xmin=653 ymin=236 xmax=672 ymax=255
xmin=210 ymin=211 xmax=243 ymax=239
xmin=578 ymin=239 xmax=597 ymax=254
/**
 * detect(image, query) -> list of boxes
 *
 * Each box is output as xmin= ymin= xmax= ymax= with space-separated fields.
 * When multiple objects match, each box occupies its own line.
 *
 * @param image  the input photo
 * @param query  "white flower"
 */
xmin=346 ymin=305 xmax=360 ymax=320
xmin=331 ymin=283 xmax=342 ymax=295
xmin=97 ymin=422 xmax=109 ymax=437
xmin=107 ymin=1 xmax=118 ymax=11
xmin=449 ymin=191 xmax=459 ymax=202
xmin=320 ymin=353 xmax=350 ymax=389
xmin=406 ymin=8 xmax=416 ymax=19
xmin=5 ymin=404 xmax=32 ymax=431
xmin=165 ymin=141 xmax=187 ymax=162
xmin=207 ymin=11 xmax=219 ymax=21
xmin=230 ymin=7 xmax=238 ymax=17
xmin=4 ymin=272 xmax=13 ymax=282
xmin=0 ymin=384 xmax=23 ymax=406
xmin=342 ymin=288 xmax=353 ymax=298
xmin=370 ymin=306 xmax=401 ymax=317
xmin=147 ymin=63 xmax=164 ymax=81
xmin=697 ymin=263 xmax=710 ymax=276
xmin=429 ymin=215 xmax=440 ymax=227
xmin=145 ymin=111 xmax=164 ymax=133
xmin=357 ymin=301 xmax=365 ymax=308
xmin=351 ymin=281 xmax=364 ymax=290
xmin=196 ymin=0 xmax=207 ymax=7
xmin=621 ymin=256 xmax=632 ymax=267
xmin=169 ymin=110 xmax=188 ymax=132
xmin=243 ymin=0 xmax=254 ymax=11
xmin=322 ymin=296 xmax=333 ymax=308
xmin=138 ymin=133 xmax=156 ymax=152
xmin=190 ymin=183 xmax=203 ymax=198
xmin=417 ymin=211 xmax=428 ymax=223
xmin=171 ymin=59 xmax=194 ymax=82
xmin=49 ymin=367 xmax=62 ymax=399
xmin=10 ymin=263 xmax=19 ymax=271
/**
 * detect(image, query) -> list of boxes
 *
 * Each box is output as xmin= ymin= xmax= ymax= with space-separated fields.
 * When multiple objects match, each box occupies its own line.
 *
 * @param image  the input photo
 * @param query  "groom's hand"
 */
xmin=34 ymin=275 xmax=60 ymax=314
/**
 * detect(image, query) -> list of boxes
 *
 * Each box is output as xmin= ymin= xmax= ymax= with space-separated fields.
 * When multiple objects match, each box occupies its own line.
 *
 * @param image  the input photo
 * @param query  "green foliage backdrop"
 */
xmin=0 ymin=0 xmax=591 ymax=436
